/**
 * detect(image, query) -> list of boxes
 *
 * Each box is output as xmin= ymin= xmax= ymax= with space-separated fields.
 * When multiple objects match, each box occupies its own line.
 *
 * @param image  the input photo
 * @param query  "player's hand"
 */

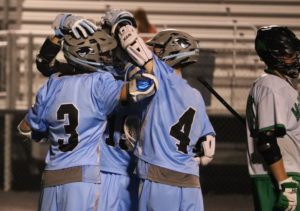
xmin=17 ymin=119 xmax=32 ymax=139
xmin=276 ymin=177 xmax=299 ymax=211
xmin=193 ymin=135 xmax=216 ymax=166
xmin=125 ymin=61 xmax=158 ymax=102
xmin=118 ymin=25 xmax=152 ymax=67
xmin=52 ymin=13 xmax=98 ymax=39
xmin=100 ymin=9 xmax=136 ymax=35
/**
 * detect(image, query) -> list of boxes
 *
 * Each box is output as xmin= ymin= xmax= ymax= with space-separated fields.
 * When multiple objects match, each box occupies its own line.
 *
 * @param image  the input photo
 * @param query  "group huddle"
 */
xmin=17 ymin=8 xmax=300 ymax=211
xmin=18 ymin=9 xmax=215 ymax=211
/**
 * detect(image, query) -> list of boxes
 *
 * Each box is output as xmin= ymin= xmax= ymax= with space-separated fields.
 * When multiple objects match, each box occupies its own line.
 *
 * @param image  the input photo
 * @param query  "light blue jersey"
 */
xmin=100 ymin=105 xmax=138 ymax=176
xmin=26 ymin=71 xmax=123 ymax=171
xmin=100 ymin=102 xmax=146 ymax=211
xmin=135 ymin=56 xmax=215 ymax=177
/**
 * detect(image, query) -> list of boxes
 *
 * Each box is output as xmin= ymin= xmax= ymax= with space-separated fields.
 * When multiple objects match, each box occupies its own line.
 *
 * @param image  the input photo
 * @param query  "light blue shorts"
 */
xmin=38 ymin=182 xmax=100 ymax=211
xmin=99 ymin=171 xmax=139 ymax=211
xmin=139 ymin=179 xmax=204 ymax=211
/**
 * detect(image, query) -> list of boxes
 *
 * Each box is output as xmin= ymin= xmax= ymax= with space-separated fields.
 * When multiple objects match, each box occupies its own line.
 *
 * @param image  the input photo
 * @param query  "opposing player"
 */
xmin=117 ymin=25 xmax=216 ymax=210
xmin=18 ymin=27 xmax=157 ymax=210
xmin=246 ymin=25 xmax=300 ymax=211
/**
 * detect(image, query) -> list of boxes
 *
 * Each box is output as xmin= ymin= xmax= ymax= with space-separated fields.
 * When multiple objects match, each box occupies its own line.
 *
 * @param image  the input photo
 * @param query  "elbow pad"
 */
xmin=36 ymin=57 xmax=58 ymax=77
xmin=39 ymin=37 xmax=61 ymax=61
xmin=36 ymin=37 xmax=61 ymax=77
xmin=257 ymin=130 xmax=282 ymax=165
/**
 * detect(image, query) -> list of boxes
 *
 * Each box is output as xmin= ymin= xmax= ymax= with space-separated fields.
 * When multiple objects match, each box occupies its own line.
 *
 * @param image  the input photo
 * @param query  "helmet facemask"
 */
xmin=255 ymin=26 xmax=300 ymax=79
xmin=272 ymin=52 xmax=300 ymax=78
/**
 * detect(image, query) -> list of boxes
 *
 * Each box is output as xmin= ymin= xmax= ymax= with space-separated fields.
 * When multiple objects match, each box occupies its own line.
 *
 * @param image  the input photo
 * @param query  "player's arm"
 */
xmin=257 ymin=130 xmax=289 ymax=181
xmin=17 ymin=118 xmax=31 ymax=138
xmin=257 ymin=130 xmax=299 ymax=211
xmin=118 ymin=24 xmax=154 ymax=74
xmin=193 ymin=134 xmax=216 ymax=166
xmin=119 ymin=65 xmax=158 ymax=102
xmin=36 ymin=35 xmax=65 ymax=76
xmin=99 ymin=9 xmax=155 ymax=74
xmin=37 ymin=13 xmax=98 ymax=77
xmin=17 ymin=118 xmax=46 ymax=142
xmin=257 ymin=130 xmax=287 ymax=180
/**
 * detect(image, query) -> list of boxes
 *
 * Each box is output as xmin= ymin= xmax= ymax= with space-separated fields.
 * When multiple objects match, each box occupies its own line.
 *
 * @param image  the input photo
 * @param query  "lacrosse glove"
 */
xmin=193 ymin=135 xmax=216 ymax=166
xmin=276 ymin=177 xmax=299 ymax=211
xmin=52 ymin=13 xmax=98 ymax=39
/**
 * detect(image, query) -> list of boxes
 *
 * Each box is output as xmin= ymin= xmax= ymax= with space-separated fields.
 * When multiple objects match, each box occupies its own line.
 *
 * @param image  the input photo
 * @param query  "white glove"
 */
xmin=277 ymin=177 xmax=299 ymax=211
xmin=118 ymin=25 xmax=153 ymax=67
xmin=193 ymin=135 xmax=216 ymax=166
xmin=52 ymin=13 xmax=98 ymax=38
xmin=100 ymin=9 xmax=135 ymax=35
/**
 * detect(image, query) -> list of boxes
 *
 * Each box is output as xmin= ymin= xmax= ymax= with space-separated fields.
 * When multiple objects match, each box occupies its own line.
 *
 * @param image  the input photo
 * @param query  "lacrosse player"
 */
xmin=246 ymin=25 xmax=300 ymax=211
xmin=116 ymin=23 xmax=216 ymax=210
xmin=18 ymin=25 xmax=157 ymax=211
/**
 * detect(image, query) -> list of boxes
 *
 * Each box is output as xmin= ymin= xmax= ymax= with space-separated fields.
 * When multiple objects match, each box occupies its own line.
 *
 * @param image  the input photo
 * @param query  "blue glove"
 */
xmin=52 ymin=13 xmax=98 ymax=38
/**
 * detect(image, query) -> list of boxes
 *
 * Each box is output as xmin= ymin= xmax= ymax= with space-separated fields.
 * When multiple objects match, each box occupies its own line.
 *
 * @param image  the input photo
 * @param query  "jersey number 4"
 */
xmin=170 ymin=107 xmax=195 ymax=154
xmin=57 ymin=104 xmax=79 ymax=152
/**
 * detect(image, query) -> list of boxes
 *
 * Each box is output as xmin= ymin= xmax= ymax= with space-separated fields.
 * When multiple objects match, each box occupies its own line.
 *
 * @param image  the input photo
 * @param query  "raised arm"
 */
xmin=36 ymin=13 xmax=99 ymax=77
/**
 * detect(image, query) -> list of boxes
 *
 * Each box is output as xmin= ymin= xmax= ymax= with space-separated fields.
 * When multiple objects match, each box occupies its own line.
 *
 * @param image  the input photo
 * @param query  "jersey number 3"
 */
xmin=170 ymin=107 xmax=195 ymax=154
xmin=57 ymin=104 xmax=79 ymax=152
